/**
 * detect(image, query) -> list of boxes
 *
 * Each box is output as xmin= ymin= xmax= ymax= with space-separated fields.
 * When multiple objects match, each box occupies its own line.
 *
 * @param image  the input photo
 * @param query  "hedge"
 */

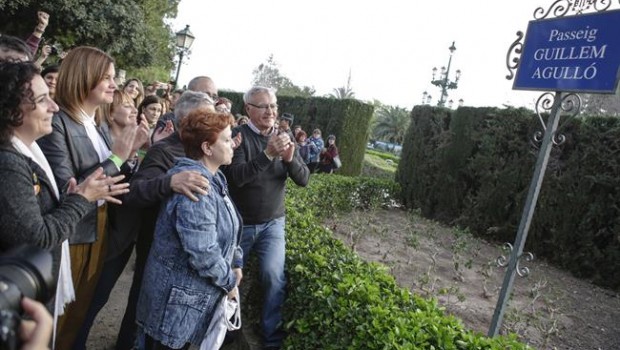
xmin=282 ymin=174 xmax=529 ymax=349
xmin=396 ymin=106 xmax=620 ymax=289
xmin=219 ymin=91 xmax=374 ymax=176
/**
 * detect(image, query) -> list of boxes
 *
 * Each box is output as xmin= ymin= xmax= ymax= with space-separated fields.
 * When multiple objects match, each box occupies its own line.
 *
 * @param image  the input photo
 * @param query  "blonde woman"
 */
xmin=71 ymin=90 xmax=149 ymax=348
xmin=38 ymin=46 xmax=143 ymax=349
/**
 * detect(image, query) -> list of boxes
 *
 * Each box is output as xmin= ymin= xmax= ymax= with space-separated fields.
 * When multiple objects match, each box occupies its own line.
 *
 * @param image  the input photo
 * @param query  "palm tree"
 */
xmin=330 ymin=69 xmax=355 ymax=99
xmin=372 ymin=105 xmax=411 ymax=145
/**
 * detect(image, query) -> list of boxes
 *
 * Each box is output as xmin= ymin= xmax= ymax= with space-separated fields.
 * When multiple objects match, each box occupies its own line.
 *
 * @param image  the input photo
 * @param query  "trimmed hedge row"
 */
xmin=219 ymin=91 xmax=374 ymax=176
xmin=282 ymin=175 xmax=528 ymax=349
xmin=366 ymin=149 xmax=400 ymax=164
xmin=396 ymin=106 xmax=620 ymax=289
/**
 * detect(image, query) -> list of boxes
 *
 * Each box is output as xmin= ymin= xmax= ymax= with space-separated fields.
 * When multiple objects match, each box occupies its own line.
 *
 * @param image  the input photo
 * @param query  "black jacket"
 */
xmin=124 ymin=132 xmax=185 ymax=255
xmin=0 ymin=145 xmax=90 ymax=283
xmin=38 ymin=110 xmax=130 ymax=244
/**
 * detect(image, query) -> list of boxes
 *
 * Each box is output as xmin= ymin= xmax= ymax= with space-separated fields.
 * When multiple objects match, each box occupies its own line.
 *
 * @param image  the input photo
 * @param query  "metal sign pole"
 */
xmin=488 ymin=91 xmax=564 ymax=336
xmin=490 ymin=0 xmax=620 ymax=338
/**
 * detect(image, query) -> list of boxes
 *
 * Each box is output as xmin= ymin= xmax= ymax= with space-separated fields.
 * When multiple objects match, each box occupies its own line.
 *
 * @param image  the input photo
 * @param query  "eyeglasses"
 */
xmin=247 ymin=102 xmax=278 ymax=111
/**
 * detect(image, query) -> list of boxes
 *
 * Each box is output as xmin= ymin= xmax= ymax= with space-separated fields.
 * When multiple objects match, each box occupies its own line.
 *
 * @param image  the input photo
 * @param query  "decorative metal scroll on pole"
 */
xmin=489 ymin=0 xmax=620 ymax=337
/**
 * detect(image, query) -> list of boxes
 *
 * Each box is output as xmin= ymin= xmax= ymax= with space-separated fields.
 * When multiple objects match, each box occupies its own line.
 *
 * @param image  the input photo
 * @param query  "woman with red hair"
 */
xmin=136 ymin=108 xmax=243 ymax=349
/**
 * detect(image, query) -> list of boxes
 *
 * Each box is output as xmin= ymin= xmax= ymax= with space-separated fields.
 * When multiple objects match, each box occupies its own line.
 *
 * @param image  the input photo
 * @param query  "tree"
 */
xmin=251 ymin=54 xmax=315 ymax=97
xmin=372 ymin=105 xmax=411 ymax=145
xmin=330 ymin=70 xmax=355 ymax=99
xmin=0 ymin=0 xmax=179 ymax=80
xmin=581 ymin=93 xmax=620 ymax=117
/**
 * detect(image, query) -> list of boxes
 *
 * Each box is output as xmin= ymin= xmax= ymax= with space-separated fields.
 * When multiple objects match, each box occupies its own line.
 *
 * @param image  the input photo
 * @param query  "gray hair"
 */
xmin=243 ymin=86 xmax=277 ymax=103
xmin=0 ymin=35 xmax=33 ymax=62
xmin=174 ymin=91 xmax=214 ymax=127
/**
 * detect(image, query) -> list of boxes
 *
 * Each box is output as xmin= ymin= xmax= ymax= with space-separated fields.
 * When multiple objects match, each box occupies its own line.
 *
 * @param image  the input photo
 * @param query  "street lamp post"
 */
xmin=173 ymin=25 xmax=195 ymax=88
xmin=422 ymin=91 xmax=432 ymax=105
xmin=430 ymin=41 xmax=462 ymax=107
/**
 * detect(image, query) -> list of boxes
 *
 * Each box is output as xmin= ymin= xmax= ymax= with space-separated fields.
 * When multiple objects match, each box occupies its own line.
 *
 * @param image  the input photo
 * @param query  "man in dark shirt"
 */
xmin=224 ymin=86 xmax=309 ymax=350
xmin=115 ymin=90 xmax=214 ymax=350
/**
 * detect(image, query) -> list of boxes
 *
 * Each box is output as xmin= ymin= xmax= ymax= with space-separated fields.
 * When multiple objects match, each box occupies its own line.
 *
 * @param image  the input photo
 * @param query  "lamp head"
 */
xmin=175 ymin=25 xmax=195 ymax=50
xmin=449 ymin=41 xmax=456 ymax=53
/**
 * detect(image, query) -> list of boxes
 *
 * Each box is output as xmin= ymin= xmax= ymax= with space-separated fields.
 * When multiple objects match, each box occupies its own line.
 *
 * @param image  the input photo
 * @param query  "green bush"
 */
xmin=362 ymin=152 xmax=397 ymax=180
xmin=397 ymin=106 xmax=620 ymax=289
xmin=219 ymin=91 xmax=374 ymax=176
xmin=396 ymin=106 xmax=451 ymax=218
xmin=282 ymin=175 xmax=529 ymax=349
xmin=366 ymin=149 xmax=400 ymax=163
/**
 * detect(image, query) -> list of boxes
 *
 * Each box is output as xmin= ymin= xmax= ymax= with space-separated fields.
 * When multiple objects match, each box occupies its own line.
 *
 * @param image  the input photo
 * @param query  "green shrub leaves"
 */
xmin=283 ymin=175 xmax=528 ymax=349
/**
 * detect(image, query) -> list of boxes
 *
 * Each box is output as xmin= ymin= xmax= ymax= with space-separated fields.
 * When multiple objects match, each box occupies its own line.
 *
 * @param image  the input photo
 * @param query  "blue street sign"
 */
xmin=514 ymin=9 xmax=620 ymax=93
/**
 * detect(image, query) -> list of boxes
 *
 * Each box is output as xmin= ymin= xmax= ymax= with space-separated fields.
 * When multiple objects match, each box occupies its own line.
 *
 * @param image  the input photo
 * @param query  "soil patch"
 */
xmin=324 ymin=208 xmax=620 ymax=350
xmin=85 ymin=208 xmax=620 ymax=349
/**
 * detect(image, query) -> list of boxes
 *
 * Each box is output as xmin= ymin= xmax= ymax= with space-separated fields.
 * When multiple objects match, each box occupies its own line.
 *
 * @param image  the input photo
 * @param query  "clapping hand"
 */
xmin=131 ymin=114 xmax=150 ymax=152
xmin=232 ymin=132 xmax=242 ymax=150
xmin=67 ymin=168 xmax=129 ymax=204
xmin=152 ymin=120 xmax=175 ymax=144
xmin=265 ymin=133 xmax=294 ymax=159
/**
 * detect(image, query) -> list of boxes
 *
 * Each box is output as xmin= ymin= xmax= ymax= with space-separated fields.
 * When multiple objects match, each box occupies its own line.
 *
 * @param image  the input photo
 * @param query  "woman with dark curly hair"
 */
xmin=0 ymin=61 xmax=129 ymax=345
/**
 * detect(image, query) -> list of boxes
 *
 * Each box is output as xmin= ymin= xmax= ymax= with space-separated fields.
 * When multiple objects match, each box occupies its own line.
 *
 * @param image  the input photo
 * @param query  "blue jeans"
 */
xmin=240 ymin=217 xmax=286 ymax=347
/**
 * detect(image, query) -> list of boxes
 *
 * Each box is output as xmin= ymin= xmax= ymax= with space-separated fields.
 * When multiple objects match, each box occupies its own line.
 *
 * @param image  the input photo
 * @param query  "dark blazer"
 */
xmin=0 ymin=145 xmax=90 ymax=282
xmin=125 ymin=132 xmax=185 ymax=208
xmin=124 ymin=132 xmax=186 ymax=256
xmin=37 ymin=110 xmax=127 ymax=244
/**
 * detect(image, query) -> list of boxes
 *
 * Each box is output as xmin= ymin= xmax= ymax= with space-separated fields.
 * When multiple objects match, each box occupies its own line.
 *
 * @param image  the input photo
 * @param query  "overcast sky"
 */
xmin=170 ymin=0 xmax=595 ymax=110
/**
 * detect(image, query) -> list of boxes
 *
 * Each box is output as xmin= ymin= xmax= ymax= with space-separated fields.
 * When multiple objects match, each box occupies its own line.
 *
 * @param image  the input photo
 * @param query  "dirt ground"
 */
xmin=324 ymin=208 xmax=620 ymax=350
xmin=85 ymin=255 xmax=134 ymax=349
xmin=86 ymin=208 xmax=620 ymax=350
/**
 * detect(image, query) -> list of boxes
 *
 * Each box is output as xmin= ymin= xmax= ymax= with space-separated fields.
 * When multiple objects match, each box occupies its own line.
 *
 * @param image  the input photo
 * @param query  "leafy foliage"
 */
xmin=282 ymin=175 xmax=529 ymax=349
xmin=361 ymin=152 xmax=397 ymax=180
xmin=0 ymin=0 xmax=178 ymax=77
xmin=366 ymin=149 xmax=400 ymax=163
xmin=329 ymin=70 xmax=355 ymax=99
xmin=372 ymin=105 xmax=411 ymax=144
xmin=220 ymin=91 xmax=375 ymax=176
xmin=251 ymin=54 xmax=315 ymax=97
xmin=581 ymin=93 xmax=620 ymax=116
xmin=397 ymin=106 xmax=620 ymax=289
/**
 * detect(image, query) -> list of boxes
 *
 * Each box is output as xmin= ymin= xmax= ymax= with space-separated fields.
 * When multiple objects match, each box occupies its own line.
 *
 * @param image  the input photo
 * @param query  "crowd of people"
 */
xmin=0 ymin=11 xmax=343 ymax=350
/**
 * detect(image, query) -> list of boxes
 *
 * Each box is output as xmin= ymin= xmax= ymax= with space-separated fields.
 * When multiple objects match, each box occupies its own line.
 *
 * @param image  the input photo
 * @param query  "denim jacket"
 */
xmin=136 ymin=157 xmax=243 ymax=348
xmin=307 ymin=136 xmax=323 ymax=162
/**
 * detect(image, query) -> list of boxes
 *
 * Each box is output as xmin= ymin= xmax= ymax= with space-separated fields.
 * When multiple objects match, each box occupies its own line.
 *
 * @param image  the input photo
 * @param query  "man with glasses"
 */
xmin=224 ymin=86 xmax=309 ymax=350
